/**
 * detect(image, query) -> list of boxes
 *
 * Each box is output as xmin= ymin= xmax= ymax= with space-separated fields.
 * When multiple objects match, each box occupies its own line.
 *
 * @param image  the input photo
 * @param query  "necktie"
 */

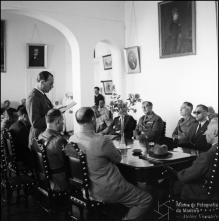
xmin=196 ymin=123 xmax=202 ymax=135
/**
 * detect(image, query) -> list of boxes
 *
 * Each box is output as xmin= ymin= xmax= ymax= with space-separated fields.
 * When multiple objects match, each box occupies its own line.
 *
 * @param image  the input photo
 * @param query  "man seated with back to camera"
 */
xmin=66 ymin=107 xmax=152 ymax=221
xmin=173 ymin=117 xmax=218 ymax=200
xmin=186 ymin=104 xmax=211 ymax=153
xmin=38 ymin=108 xmax=71 ymax=191
xmin=102 ymin=104 xmax=136 ymax=142
xmin=172 ymin=101 xmax=196 ymax=147
xmin=134 ymin=101 xmax=164 ymax=143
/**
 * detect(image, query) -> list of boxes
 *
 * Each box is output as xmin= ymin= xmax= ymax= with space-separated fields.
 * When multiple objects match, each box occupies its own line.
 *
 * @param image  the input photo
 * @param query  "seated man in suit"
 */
xmin=174 ymin=117 xmax=218 ymax=200
xmin=187 ymin=104 xmax=211 ymax=152
xmin=134 ymin=101 xmax=164 ymax=142
xmin=172 ymin=102 xmax=196 ymax=146
xmin=96 ymin=99 xmax=112 ymax=133
xmin=38 ymin=109 xmax=70 ymax=191
xmin=9 ymin=106 xmax=34 ymax=169
xmin=67 ymin=107 xmax=152 ymax=221
xmin=103 ymin=103 xmax=136 ymax=141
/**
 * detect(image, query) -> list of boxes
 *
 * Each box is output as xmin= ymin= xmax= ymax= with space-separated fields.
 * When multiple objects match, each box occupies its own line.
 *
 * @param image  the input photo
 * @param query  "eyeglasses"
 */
xmin=193 ymin=111 xmax=202 ymax=115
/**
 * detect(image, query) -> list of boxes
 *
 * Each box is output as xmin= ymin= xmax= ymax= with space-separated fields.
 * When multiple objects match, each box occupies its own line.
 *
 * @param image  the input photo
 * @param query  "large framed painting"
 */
xmin=158 ymin=1 xmax=196 ymax=58
xmin=124 ymin=46 xmax=141 ymax=74
xmin=1 ymin=20 xmax=6 ymax=72
xmin=27 ymin=43 xmax=47 ymax=68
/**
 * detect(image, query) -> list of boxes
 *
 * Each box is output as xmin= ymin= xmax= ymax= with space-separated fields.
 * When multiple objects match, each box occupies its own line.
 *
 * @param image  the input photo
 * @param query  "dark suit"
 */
xmin=9 ymin=120 xmax=34 ymax=168
xmin=176 ymin=143 xmax=218 ymax=200
xmin=187 ymin=120 xmax=211 ymax=152
xmin=107 ymin=115 xmax=137 ymax=140
xmin=38 ymin=129 xmax=68 ymax=191
xmin=26 ymin=88 xmax=53 ymax=147
xmin=172 ymin=115 xmax=196 ymax=145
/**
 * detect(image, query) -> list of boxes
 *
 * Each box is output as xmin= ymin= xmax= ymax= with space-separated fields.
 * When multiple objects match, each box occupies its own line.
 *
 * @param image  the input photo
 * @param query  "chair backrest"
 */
xmin=1 ymin=131 xmax=8 ymax=179
xmin=203 ymin=145 xmax=218 ymax=196
xmin=32 ymin=138 xmax=51 ymax=190
xmin=67 ymin=142 xmax=90 ymax=200
xmin=1 ymin=129 xmax=17 ymax=172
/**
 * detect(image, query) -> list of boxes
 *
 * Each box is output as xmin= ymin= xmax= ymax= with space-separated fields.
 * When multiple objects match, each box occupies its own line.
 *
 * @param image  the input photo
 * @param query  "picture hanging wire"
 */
xmin=30 ymin=23 xmax=42 ymax=43
xmin=127 ymin=1 xmax=139 ymax=46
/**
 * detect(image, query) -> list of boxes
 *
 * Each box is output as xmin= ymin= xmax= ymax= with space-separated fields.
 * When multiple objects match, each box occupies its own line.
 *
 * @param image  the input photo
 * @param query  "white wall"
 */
xmin=1 ymin=1 xmax=125 ymax=107
xmin=124 ymin=1 xmax=218 ymax=136
xmin=1 ymin=12 xmax=72 ymax=107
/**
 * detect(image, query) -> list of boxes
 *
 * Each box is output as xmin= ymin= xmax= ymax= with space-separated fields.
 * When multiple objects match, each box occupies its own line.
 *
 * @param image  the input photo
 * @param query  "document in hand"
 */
xmin=59 ymin=101 xmax=77 ymax=113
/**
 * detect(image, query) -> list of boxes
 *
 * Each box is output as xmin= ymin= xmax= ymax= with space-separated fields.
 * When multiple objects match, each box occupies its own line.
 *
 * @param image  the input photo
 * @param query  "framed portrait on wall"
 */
xmin=102 ymin=54 xmax=112 ymax=70
xmin=101 ymin=80 xmax=113 ymax=95
xmin=27 ymin=43 xmax=47 ymax=68
xmin=124 ymin=46 xmax=141 ymax=74
xmin=1 ymin=20 xmax=6 ymax=72
xmin=158 ymin=1 xmax=196 ymax=58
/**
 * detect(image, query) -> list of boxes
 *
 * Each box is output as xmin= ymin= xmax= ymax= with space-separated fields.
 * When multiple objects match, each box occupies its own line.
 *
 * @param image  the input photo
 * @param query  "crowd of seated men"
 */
xmin=1 ymin=92 xmax=218 ymax=220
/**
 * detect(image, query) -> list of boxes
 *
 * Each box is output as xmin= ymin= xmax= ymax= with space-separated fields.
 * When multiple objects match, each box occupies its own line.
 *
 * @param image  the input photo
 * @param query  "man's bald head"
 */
xmin=75 ymin=107 xmax=95 ymax=124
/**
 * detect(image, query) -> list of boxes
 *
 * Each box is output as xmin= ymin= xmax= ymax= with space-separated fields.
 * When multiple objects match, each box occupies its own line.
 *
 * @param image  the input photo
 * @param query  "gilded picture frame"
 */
xmin=158 ymin=1 xmax=196 ymax=58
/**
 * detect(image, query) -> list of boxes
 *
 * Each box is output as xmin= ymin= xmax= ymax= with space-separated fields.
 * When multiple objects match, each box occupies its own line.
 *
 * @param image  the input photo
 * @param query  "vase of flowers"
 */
xmin=108 ymin=87 xmax=141 ymax=146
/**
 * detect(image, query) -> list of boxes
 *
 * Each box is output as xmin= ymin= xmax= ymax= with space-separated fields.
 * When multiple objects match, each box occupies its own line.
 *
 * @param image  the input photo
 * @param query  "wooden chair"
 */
xmin=31 ymin=138 xmax=72 ymax=219
xmin=202 ymin=145 xmax=218 ymax=199
xmin=67 ymin=142 xmax=126 ymax=221
xmin=1 ymin=129 xmax=36 ymax=218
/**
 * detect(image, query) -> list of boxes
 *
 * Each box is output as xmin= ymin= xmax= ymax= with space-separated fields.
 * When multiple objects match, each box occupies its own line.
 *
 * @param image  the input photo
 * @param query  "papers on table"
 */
xmin=58 ymin=101 xmax=77 ymax=113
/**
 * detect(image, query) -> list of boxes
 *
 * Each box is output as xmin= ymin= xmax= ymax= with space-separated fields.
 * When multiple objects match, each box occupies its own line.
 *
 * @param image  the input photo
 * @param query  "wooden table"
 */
xmin=113 ymin=140 xmax=197 ymax=183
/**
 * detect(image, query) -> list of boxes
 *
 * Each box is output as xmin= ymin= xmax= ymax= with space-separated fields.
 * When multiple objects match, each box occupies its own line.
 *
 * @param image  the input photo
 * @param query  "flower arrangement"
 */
xmin=108 ymin=87 xmax=141 ymax=114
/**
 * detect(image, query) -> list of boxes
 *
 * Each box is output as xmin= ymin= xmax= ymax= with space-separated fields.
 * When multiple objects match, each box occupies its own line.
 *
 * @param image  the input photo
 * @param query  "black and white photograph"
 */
xmin=27 ymin=44 xmax=47 ymax=68
xmin=1 ymin=1 xmax=218 ymax=221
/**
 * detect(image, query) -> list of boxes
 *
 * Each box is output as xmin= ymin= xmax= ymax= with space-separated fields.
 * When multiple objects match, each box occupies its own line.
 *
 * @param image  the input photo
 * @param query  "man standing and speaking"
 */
xmin=26 ymin=71 xmax=54 ymax=148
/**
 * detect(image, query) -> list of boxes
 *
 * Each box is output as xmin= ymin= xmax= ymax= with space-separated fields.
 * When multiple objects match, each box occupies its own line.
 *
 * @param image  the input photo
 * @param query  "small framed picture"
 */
xmin=124 ymin=46 xmax=141 ymax=74
xmin=27 ymin=43 xmax=47 ymax=68
xmin=102 ymin=54 xmax=112 ymax=70
xmin=101 ymin=80 xmax=113 ymax=95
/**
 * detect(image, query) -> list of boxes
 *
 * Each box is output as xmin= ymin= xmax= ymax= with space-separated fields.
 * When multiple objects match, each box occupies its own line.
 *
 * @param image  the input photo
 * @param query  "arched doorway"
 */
xmin=2 ymin=8 xmax=81 ymax=106
xmin=2 ymin=8 xmax=81 ymax=131
xmin=94 ymin=40 xmax=125 ymax=105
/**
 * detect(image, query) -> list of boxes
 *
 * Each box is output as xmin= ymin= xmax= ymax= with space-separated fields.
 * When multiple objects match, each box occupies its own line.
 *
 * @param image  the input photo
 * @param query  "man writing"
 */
xmin=67 ymin=107 xmax=152 ymax=221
